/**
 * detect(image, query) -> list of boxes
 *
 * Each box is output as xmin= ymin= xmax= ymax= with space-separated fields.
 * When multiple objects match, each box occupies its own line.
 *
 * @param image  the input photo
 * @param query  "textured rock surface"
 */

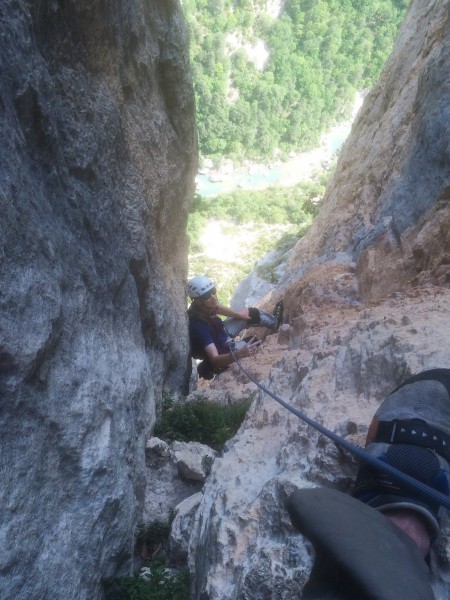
xmin=143 ymin=438 xmax=216 ymax=526
xmin=170 ymin=492 xmax=203 ymax=564
xmin=186 ymin=1 xmax=450 ymax=598
xmin=230 ymin=248 xmax=285 ymax=309
xmin=281 ymin=0 xmax=450 ymax=310
xmin=189 ymin=291 xmax=450 ymax=600
xmin=172 ymin=440 xmax=218 ymax=482
xmin=0 ymin=2 xmax=196 ymax=599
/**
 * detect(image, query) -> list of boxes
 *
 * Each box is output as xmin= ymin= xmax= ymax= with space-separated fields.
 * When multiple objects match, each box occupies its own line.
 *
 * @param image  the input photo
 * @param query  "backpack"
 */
xmin=352 ymin=368 xmax=450 ymax=536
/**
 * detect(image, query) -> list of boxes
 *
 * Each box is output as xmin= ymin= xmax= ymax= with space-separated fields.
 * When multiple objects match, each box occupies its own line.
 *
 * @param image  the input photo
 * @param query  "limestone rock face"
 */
xmin=0 ymin=2 xmax=196 ymax=599
xmin=187 ymin=0 xmax=450 ymax=598
xmin=189 ymin=292 xmax=450 ymax=600
xmin=281 ymin=0 xmax=450 ymax=309
xmin=144 ymin=438 xmax=209 ymax=526
xmin=170 ymin=492 xmax=203 ymax=564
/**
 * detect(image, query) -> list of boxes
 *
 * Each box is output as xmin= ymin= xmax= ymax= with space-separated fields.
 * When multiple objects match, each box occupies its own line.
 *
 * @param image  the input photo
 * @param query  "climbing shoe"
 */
xmin=197 ymin=360 xmax=215 ymax=380
xmin=272 ymin=300 xmax=284 ymax=331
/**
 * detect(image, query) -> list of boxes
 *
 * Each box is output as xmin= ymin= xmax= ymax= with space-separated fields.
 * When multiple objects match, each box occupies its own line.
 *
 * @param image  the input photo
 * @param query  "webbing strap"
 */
xmin=229 ymin=349 xmax=450 ymax=510
xmin=374 ymin=419 xmax=450 ymax=463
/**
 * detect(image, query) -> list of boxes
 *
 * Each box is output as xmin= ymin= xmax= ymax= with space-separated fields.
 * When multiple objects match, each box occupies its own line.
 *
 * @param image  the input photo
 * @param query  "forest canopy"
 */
xmin=182 ymin=0 xmax=409 ymax=161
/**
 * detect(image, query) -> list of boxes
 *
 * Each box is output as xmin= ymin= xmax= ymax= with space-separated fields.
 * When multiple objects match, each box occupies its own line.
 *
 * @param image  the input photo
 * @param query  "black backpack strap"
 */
xmin=373 ymin=418 xmax=450 ymax=463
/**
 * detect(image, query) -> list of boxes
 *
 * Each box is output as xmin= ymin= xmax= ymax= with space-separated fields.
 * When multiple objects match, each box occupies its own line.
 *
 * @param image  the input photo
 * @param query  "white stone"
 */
xmin=146 ymin=436 xmax=170 ymax=457
xmin=170 ymin=492 xmax=203 ymax=563
xmin=171 ymin=441 xmax=218 ymax=482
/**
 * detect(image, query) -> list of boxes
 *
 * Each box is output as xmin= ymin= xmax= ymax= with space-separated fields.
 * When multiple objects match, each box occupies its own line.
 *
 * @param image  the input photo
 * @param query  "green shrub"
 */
xmin=182 ymin=0 xmax=408 ymax=161
xmin=155 ymin=396 xmax=252 ymax=452
xmin=111 ymin=563 xmax=189 ymax=600
xmin=136 ymin=520 xmax=173 ymax=547
xmin=108 ymin=517 xmax=188 ymax=600
xmin=134 ymin=516 xmax=175 ymax=564
xmin=187 ymin=169 xmax=334 ymax=253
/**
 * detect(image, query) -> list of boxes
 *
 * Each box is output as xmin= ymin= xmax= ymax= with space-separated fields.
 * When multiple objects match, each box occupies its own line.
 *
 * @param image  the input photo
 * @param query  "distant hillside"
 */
xmin=182 ymin=0 xmax=408 ymax=161
xmin=187 ymin=168 xmax=331 ymax=304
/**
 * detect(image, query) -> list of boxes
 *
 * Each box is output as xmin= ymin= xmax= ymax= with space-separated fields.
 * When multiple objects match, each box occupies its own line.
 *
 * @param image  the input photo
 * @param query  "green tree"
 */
xmin=183 ymin=0 xmax=408 ymax=162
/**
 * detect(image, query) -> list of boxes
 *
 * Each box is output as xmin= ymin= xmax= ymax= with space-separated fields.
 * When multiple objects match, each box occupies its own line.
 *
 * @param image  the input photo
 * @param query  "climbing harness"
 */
xmin=229 ymin=348 xmax=450 ymax=510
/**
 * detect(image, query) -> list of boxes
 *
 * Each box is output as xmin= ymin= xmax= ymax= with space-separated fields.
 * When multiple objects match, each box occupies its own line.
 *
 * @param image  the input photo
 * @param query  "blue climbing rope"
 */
xmin=230 ymin=348 xmax=450 ymax=510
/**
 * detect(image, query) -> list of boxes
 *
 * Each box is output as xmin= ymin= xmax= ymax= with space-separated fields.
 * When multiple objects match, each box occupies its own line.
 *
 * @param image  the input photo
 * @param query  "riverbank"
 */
xmin=196 ymin=92 xmax=365 ymax=197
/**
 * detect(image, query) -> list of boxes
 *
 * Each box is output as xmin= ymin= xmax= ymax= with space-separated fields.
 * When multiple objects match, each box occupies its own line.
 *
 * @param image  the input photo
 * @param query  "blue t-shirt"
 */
xmin=189 ymin=315 xmax=229 ymax=360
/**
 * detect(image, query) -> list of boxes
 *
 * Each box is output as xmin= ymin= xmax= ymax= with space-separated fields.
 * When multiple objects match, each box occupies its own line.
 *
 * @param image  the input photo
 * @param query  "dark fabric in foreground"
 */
xmin=286 ymin=488 xmax=435 ymax=600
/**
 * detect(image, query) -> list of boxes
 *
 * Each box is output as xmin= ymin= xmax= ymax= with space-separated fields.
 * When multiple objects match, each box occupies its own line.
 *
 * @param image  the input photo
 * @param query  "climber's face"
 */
xmin=199 ymin=288 xmax=218 ymax=313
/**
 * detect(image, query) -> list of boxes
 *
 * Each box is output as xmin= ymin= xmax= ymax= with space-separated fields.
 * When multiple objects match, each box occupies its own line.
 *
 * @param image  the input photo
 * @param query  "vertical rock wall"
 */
xmin=0 ymin=1 xmax=196 ymax=599
xmin=282 ymin=0 xmax=450 ymax=308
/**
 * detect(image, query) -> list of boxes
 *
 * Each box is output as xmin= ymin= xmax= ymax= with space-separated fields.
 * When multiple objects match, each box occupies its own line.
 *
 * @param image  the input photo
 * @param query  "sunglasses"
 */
xmin=200 ymin=288 xmax=216 ymax=300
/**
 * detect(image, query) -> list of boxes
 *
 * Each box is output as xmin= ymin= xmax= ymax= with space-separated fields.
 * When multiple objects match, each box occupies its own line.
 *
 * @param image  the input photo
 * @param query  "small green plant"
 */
xmin=155 ymin=396 xmax=252 ymax=452
xmin=107 ymin=515 xmax=188 ymax=600
xmin=256 ymin=262 xmax=280 ymax=285
xmin=111 ymin=563 xmax=189 ymax=600
xmin=135 ymin=516 xmax=175 ymax=563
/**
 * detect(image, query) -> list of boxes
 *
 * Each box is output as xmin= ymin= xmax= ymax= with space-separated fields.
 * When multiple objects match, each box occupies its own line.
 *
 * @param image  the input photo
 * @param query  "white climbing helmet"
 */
xmin=187 ymin=275 xmax=216 ymax=299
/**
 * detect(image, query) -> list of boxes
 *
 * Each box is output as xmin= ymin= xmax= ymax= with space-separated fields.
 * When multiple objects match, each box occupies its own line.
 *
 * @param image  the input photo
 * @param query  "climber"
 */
xmin=286 ymin=368 xmax=450 ymax=600
xmin=187 ymin=275 xmax=283 ymax=380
